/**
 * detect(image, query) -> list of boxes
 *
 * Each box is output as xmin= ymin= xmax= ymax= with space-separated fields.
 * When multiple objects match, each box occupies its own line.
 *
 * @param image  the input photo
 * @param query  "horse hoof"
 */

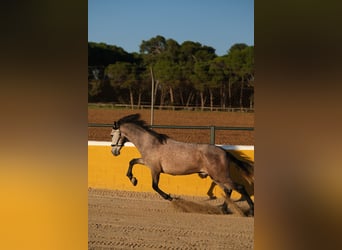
xmin=131 ymin=177 xmax=138 ymax=186
xmin=221 ymin=207 xmax=229 ymax=214
xmin=208 ymin=195 xmax=217 ymax=200
xmin=247 ymin=209 xmax=254 ymax=217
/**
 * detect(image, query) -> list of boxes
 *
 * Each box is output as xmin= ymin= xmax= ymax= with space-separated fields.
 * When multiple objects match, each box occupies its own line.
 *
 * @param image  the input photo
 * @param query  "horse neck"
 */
xmin=120 ymin=123 xmax=155 ymax=150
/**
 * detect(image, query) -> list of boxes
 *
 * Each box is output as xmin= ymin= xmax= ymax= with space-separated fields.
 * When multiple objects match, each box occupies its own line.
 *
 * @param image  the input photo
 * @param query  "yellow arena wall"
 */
xmin=88 ymin=141 xmax=254 ymax=200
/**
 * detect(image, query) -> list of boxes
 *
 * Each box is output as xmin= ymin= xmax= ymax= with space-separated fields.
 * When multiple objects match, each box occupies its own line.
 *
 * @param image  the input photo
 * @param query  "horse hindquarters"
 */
xmin=207 ymin=156 xmax=253 ymax=216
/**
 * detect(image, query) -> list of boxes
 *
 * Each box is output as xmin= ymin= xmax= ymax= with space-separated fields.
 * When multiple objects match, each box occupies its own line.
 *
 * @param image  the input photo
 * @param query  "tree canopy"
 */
xmin=88 ymin=36 xmax=254 ymax=110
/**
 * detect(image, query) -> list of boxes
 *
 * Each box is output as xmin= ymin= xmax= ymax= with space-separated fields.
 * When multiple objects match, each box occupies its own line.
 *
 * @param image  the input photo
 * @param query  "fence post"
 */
xmin=210 ymin=126 xmax=215 ymax=145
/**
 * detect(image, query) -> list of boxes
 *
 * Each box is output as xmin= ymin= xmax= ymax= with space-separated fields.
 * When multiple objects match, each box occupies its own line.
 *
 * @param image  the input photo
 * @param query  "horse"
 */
xmin=110 ymin=114 xmax=254 ymax=216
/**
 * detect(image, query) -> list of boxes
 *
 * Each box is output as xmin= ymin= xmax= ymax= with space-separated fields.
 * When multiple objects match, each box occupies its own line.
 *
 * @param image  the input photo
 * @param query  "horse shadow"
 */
xmin=170 ymin=197 xmax=252 ymax=216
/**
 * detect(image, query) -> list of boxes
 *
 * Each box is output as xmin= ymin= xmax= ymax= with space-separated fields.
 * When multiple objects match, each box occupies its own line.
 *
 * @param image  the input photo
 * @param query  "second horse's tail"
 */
xmin=226 ymin=151 xmax=254 ymax=184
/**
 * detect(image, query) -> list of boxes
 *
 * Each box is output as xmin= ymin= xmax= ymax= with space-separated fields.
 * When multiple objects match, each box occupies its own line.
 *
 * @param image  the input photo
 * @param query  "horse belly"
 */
xmin=160 ymin=154 xmax=201 ymax=175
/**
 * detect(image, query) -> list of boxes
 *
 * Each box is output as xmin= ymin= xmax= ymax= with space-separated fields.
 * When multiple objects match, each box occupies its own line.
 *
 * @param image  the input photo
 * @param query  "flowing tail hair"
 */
xmin=226 ymin=151 xmax=254 ymax=184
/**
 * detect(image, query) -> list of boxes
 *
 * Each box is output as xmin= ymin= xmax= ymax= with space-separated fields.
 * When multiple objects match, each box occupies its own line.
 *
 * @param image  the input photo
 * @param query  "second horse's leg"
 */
xmin=127 ymin=158 xmax=144 ymax=186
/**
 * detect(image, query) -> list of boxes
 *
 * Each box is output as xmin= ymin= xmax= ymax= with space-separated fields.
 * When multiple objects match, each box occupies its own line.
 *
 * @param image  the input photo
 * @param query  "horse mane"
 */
xmin=117 ymin=114 xmax=169 ymax=144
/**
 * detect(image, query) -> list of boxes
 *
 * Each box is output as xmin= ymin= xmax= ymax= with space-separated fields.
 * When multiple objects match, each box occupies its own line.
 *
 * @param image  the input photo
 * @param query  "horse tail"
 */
xmin=226 ymin=151 xmax=254 ymax=184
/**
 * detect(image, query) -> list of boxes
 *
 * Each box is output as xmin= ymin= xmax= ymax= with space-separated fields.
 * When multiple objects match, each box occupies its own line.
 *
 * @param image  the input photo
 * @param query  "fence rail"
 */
xmin=88 ymin=123 xmax=254 ymax=145
xmin=88 ymin=103 xmax=254 ymax=113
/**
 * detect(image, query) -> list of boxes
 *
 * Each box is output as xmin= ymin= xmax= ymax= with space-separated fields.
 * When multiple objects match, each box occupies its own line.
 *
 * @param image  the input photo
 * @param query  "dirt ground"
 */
xmin=88 ymin=108 xmax=254 ymax=145
xmin=88 ymin=188 xmax=254 ymax=249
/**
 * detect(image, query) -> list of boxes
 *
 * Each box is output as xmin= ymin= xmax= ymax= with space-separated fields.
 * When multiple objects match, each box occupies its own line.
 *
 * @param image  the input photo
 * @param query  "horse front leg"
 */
xmin=127 ymin=158 xmax=144 ymax=186
xmin=151 ymin=171 xmax=172 ymax=201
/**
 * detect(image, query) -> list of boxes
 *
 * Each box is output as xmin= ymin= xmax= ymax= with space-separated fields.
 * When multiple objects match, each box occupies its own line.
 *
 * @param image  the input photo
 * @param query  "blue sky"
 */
xmin=88 ymin=0 xmax=254 ymax=56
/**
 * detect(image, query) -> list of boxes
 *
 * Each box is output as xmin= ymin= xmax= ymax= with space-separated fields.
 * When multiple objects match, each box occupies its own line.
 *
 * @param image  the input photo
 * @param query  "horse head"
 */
xmin=110 ymin=121 xmax=126 ymax=156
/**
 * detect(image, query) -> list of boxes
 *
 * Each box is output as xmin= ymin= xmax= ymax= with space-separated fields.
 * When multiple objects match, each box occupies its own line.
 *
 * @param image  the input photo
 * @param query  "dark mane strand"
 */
xmin=117 ymin=113 xmax=141 ymax=124
xmin=117 ymin=113 xmax=169 ymax=144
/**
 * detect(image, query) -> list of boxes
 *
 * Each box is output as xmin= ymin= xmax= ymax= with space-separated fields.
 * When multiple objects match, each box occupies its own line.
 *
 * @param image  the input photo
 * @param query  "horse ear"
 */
xmin=113 ymin=121 xmax=119 ymax=129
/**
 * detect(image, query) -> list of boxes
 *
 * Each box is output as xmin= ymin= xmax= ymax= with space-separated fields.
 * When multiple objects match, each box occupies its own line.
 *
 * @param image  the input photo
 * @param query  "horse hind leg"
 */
xmin=127 ymin=158 xmax=144 ymax=186
xmin=220 ymin=187 xmax=234 ymax=214
xmin=198 ymin=173 xmax=218 ymax=199
xmin=235 ymin=184 xmax=254 ymax=216
xmin=215 ymin=180 xmax=245 ymax=216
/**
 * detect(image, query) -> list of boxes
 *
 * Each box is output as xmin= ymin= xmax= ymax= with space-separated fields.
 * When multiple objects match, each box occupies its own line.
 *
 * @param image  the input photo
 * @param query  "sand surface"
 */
xmin=88 ymin=188 xmax=254 ymax=249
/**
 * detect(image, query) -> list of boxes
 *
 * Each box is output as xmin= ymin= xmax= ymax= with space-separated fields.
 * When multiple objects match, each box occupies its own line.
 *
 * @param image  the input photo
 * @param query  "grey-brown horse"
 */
xmin=110 ymin=114 xmax=254 ymax=216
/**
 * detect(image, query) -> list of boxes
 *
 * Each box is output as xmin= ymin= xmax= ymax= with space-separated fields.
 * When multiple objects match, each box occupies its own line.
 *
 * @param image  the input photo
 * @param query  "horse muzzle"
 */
xmin=111 ymin=146 xmax=121 ymax=156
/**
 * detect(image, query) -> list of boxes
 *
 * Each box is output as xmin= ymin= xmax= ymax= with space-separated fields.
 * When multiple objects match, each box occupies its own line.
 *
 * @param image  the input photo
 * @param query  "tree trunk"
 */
xmin=154 ymin=80 xmax=159 ymax=105
xmin=239 ymin=77 xmax=244 ymax=111
xmin=137 ymin=90 xmax=142 ymax=109
xmin=186 ymin=91 xmax=194 ymax=107
xmin=129 ymin=88 xmax=134 ymax=109
xmin=209 ymin=89 xmax=214 ymax=111
xmin=200 ymin=91 xmax=205 ymax=111
xmin=221 ymin=82 xmax=226 ymax=109
xmin=228 ymin=79 xmax=232 ymax=110
xmin=249 ymin=92 xmax=254 ymax=109
xmin=159 ymin=84 xmax=166 ymax=109
xmin=179 ymin=88 xmax=184 ymax=106
xmin=169 ymin=86 xmax=175 ymax=110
